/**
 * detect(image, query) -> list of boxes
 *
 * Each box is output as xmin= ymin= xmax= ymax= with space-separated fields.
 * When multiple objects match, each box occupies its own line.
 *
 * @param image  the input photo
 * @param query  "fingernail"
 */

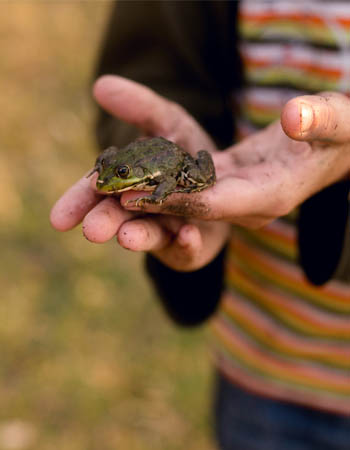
xmin=300 ymin=103 xmax=314 ymax=134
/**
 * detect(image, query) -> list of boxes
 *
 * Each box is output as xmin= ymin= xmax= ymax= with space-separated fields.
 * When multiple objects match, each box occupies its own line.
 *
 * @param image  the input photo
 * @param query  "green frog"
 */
xmin=88 ymin=137 xmax=216 ymax=206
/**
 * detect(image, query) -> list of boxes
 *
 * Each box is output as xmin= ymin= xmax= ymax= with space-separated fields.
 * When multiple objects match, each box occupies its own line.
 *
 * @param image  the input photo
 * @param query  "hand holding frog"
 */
xmin=50 ymin=75 xmax=230 ymax=271
xmin=123 ymin=92 xmax=350 ymax=228
xmin=50 ymin=76 xmax=350 ymax=270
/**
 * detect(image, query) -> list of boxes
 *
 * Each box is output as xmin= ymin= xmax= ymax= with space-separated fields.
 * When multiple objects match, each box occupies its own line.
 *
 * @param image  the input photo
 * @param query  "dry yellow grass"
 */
xmin=0 ymin=2 xmax=214 ymax=450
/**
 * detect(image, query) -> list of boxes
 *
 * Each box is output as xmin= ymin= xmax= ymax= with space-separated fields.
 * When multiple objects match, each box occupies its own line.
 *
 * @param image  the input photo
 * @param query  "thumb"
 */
xmin=281 ymin=92 xmax=350 ymax=144
xmin=93 ymin=75 xmax=179 ymax=137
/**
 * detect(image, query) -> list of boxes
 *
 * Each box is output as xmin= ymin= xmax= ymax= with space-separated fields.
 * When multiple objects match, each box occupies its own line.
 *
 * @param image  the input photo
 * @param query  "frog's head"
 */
xmin=96 ymin=163 xmax=154 ymax=193
xmin=88 ymin=145 xmax=154 ymax=193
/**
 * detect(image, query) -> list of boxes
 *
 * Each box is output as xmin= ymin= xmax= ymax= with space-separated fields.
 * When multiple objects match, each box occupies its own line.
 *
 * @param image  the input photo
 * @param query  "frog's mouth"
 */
xmin=96 ymin=168 xmax=162 ymax=193
xmin=96 ymin=178 xmax=156 ymax=194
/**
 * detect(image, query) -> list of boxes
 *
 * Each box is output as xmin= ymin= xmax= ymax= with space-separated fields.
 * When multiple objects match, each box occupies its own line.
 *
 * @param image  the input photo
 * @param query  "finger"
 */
xmin=50 ymin=174 xmax=101 ymax=232
xmin=82 ymin=197 xmax=135 ymax=243
xmin=176 ymin=223 xmax=202 ymax=256
xmin=93 ymin=75 xmax=215 ymax=152
xmin=118 ymin=218 xmax=204 ymax=272
xmin=156 ymin=222 xmax=203 ymax=271
xmin=117 ymin=217 xmax=173 ymax=252
xmin=120 ymin=178 xmax=248 ymax=221
xmin=175 ymin=221 xmax=231 ymax=269
xmin=93 ymin=75 xmax=183 ymax=137
xmin=281 ymin=92 xmax=350 ymax=143
xmin=89 ymin=172 xmax=100 ymax=191
xmin=120 ymin=189 xmax=215 ymax=219
xmin=122 ymin=172 xmax=289 ymax=224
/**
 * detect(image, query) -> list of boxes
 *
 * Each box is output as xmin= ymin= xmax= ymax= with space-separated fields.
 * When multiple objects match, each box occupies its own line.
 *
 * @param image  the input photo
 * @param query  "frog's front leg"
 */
xmin=133 ymin=176 xmax=177 ymax=206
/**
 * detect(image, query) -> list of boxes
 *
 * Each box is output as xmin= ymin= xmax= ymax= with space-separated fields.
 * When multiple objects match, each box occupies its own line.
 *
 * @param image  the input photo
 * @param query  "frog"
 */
xmin=88 ymin=136 xmax=216 ymax=206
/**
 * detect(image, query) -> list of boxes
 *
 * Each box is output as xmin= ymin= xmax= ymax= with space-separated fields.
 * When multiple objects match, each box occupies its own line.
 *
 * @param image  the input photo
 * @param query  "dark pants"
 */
xmin=214 ymin=372 xmax=350 ymax=450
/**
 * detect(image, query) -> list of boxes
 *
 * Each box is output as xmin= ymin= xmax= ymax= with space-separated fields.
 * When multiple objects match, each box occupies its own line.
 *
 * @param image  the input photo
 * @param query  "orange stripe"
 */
xmin=240 ymin=10 xmax=350 ymax=29
xmin=337 ymin=17 xmax=350 ymax=27
xmin=239 ymin=11 xmax=326 ymax=26
xmin=243 ymin=100 xmax=283 ymax=114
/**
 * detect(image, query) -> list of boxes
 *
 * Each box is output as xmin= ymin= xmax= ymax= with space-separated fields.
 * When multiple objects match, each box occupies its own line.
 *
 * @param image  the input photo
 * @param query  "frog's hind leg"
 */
xmin=195 ymin=150 xmax=216 ymax=185
xmin=182 ymin=151 xmax=216 ymax=186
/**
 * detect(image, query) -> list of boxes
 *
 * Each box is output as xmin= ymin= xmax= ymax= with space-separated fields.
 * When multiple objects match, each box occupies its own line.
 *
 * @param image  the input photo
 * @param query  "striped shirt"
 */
xmin=211 ymin=0 xmax=350 ymax=415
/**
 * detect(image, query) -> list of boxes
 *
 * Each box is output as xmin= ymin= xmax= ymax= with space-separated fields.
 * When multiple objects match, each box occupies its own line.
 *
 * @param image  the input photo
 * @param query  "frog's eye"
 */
xmin=116 ymin=165 xmax=130 ymax=178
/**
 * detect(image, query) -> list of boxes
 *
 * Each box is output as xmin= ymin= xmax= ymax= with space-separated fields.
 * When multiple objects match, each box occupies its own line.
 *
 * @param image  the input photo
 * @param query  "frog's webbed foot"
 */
xmin=130 ymin=196 xmax=164 ymax=207
xmin=125 ymin=195 xmax=166 ymax=208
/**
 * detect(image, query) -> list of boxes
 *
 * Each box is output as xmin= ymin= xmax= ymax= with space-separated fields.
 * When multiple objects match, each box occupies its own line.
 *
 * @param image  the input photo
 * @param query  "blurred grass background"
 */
xmin=0 ymin=2 xmax=214 ymax=449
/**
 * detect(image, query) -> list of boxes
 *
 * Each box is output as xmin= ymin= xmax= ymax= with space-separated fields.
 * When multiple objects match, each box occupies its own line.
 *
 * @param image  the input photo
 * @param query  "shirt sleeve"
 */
xmin=298 ymin=179 xmax=350 ymax=285
xmin=145 ymin=247 xmax=227 ymax=326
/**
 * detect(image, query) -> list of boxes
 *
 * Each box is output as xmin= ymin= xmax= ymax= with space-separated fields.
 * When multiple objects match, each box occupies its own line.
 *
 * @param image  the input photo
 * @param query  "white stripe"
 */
xmin=238 ymin=86 xmax=306 ymax=108
xmin=240 ymin=42 xmax=348 ymax=71
xmin=241 ymin=1 xmax=350 ymax=18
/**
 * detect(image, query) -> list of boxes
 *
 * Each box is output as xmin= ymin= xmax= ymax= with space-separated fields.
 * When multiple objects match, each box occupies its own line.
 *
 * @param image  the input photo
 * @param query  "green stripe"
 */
xmin=239 ymin=22 xmax=344 ymax=47
xmin=246 ymin=69 xmax=339 ymax=91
